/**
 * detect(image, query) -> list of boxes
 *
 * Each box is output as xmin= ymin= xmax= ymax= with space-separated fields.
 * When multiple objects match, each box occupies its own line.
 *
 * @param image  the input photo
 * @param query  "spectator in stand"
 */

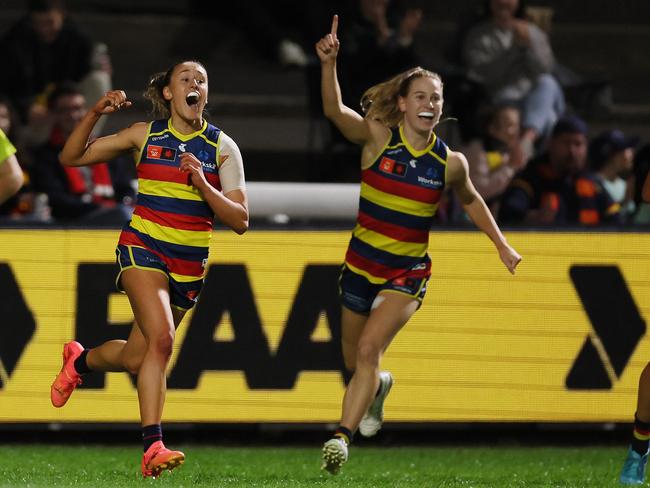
xmin=461 ymin=103 xmax=528 ymax=216
xmin=0 ymin=0 xmax=112 ymax=138
xmin=499 ymin=115 xmax=619 ymax=226
xmin=462 ymin=0 xmax=564 ymax=157
xmin=589 ymin=129 xmax=639 ymax=223
xmin=30 ymin=83 xmax=133 ymax=225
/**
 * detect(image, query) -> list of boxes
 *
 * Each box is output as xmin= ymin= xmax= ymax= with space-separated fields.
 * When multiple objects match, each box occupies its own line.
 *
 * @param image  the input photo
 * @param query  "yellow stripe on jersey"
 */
xmin=344 ymin=261 xmax=386 ymax=285
xmin=199 ymin=132 xmax=219 ymax=150
xmin=400 ymin=125 xmax=436 ymax=158
xmin=138 ymin=178 xmax=204 ymax=201
xmin=353 ymin=225 xmax=427 ymax=258
xmin=130 ymin=214 xmax=211 ymax=248
xmin=430 ymin=147 xmax=447 ymax=166
xmin=361 ymin=181 xmax=438 ymax=217
xmin=206 ymin=131 xmax=221 ymax=166
xmin=168 ymin=119 xmax=207 ymax=142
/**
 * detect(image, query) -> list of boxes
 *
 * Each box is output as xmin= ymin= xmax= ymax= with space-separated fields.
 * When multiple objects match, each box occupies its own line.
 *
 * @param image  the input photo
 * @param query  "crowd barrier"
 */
xmin=0 ymin=228 xmax=648 ymax=423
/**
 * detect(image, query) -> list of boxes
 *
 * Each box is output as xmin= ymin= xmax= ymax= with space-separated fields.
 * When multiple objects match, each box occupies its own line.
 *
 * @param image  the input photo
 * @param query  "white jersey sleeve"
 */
xmin=218 ymin=132 xmax=245 ymax=194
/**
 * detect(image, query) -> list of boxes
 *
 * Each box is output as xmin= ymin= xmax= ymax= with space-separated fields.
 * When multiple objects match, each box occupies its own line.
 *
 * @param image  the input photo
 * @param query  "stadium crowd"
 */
xmin=0 ymin=0 xmax=647 ymax=228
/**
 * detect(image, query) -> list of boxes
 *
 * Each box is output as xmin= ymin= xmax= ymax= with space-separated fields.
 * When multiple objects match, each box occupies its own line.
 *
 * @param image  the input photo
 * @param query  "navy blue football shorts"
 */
xmin=115 ymin=244 xmax=203 ymax=311
xmin=339 ymin=264 xmax=430 ymax=315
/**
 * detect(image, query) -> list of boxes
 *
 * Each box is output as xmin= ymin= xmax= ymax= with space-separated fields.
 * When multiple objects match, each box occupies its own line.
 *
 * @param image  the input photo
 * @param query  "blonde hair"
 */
xmin=143 ymin=60 xmax=207 ymax=119
xmin=361 ymin=67 xmax=442 ymax=128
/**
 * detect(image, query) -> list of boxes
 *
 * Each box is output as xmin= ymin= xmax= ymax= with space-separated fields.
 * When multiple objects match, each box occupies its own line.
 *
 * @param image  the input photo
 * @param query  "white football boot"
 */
xmin=321 ymin=437 xmax=348 ymax=475
xmin=359 ymin=371 xmax=393 ymax=437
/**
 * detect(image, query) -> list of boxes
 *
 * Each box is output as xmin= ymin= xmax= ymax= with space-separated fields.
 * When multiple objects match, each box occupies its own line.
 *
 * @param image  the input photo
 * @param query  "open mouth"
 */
xmin=186 ymin=91 xmax=200 ymax=107
xmin=417 ymin=111 xmax=434 ymax=121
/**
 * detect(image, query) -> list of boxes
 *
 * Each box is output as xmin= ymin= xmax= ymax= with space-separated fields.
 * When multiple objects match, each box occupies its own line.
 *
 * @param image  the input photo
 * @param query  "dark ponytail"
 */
xmin=143 ymin=66 xmax=175 ymax=118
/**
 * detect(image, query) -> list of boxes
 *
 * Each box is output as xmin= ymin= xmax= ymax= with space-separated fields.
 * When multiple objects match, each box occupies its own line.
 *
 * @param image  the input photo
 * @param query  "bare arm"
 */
xmin=316 ymin=15 xmax=371 ymax=146
xmin=0 ymin=154 xmax=23 ymax=205
xmin=59 ymin=90 xmax=144 ymax=167
xmin=178 ymin=152 xmax=248 ymax=234
xmin=447 ymin=150 xmax=522 ymax=274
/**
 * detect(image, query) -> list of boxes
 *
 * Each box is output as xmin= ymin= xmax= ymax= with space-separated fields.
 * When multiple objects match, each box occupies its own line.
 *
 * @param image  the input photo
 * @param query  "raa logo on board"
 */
xmin=2 ymin=261 xmax=645 ymax=393
xmin=0 ymin=264 xmax=36 ymax=389
xmin=73 ymin=263 xmax=347 ymax=390
xmin=566 ymin=265 xmax=646 ymax=389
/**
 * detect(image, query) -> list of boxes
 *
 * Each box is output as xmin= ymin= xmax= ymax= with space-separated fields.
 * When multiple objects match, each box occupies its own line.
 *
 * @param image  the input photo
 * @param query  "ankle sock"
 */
xmin=143 ymin=424 xmax=163 ymax=452
xmin=334 ymin=426 xmax=353 ymax=445
xmin=632 ymin=414 xmax=650 ymax=455
xmin=73 ymin=350 xmax=91 ymax=375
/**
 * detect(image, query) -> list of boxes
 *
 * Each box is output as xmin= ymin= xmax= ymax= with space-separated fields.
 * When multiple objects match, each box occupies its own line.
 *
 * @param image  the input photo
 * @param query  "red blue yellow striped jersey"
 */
xmin=118 ymin=119 xmax=222 ymax=282
xmin=345 ymin=126 xmax=448 ymax=284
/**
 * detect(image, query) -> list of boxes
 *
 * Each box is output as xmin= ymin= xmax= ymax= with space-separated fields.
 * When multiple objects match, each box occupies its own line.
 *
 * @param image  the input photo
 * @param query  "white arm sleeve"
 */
xmin=218 ymin=132 xmax=246 ymax=194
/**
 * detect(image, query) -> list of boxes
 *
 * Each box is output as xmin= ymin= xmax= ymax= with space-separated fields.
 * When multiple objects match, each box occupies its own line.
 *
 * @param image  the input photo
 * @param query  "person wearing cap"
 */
xmin=498 ymin=115 xmax=620 ymax=226
xmin=589 ymin=129 xmax=638 ymax=222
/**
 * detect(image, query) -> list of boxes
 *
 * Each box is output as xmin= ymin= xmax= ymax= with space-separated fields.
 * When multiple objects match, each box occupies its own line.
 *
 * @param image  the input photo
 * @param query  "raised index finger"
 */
xmin=331 ymin=14 xmax=338 ymax=36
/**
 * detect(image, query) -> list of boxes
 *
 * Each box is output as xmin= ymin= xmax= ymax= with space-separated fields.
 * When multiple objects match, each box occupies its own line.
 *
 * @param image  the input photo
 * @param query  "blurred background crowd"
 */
xmin=0 ymin=0 xmax=648 ymax=228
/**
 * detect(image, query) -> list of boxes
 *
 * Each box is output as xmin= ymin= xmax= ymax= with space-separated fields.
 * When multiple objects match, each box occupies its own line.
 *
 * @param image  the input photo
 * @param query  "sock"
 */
xmin=143 ymin=424 xmax=163 ymax=452
xmin=334 ymin=426 xmax=353 ymax=445
xmin=73 ymin=350 xmax=92 ymax=375
xmin=632 ymin=414 xmax=650 ymax=455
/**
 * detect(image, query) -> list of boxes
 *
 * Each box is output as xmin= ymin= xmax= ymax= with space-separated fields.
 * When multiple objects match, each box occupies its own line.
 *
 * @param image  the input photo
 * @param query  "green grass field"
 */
xmin=0 ymin=445 xmax=631 ymax=487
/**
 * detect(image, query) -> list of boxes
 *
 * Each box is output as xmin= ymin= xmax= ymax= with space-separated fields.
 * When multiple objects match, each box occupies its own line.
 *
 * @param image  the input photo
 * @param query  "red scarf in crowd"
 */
xmin=52 ymin=126 xmax=116 ymax=207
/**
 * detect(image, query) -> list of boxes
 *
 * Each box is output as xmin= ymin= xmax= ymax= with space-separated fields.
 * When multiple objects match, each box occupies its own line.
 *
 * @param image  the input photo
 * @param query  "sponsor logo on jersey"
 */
xmin=418 ymin=167 xmax=443 ymax=188
xmin=161 ymin=147 xmax=177 ymax=161
xmin=379 ymin=157 xmax=395 ymax=172
xmin=150 ymin=134 xmax=170 ymax=141
xmin=147 ymin=145 xmax=162 ymax=159
xmin=379 ymin=157 xmax=407 ymax=177
xmin=417 ymin=176 xmax=443 ymax=188
xmin=198 ymin=149 xmax=211 ymax=162
xmin=147 ymin=145 xmax=177 ymax=161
